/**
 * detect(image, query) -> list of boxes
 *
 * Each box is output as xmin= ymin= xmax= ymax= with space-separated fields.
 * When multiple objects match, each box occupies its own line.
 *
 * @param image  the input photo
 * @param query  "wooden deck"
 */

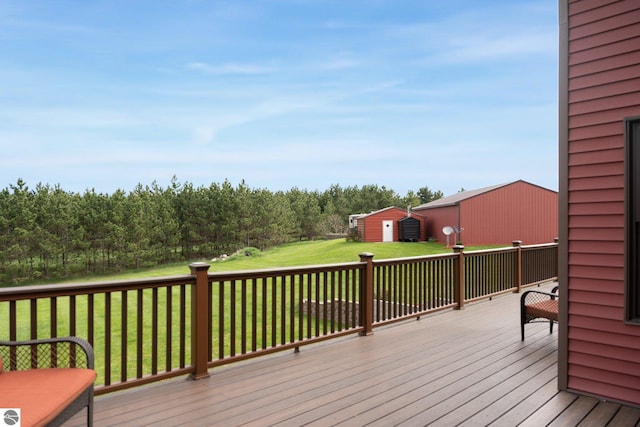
xmin=66 ymin=283 xmax=640 ymax=426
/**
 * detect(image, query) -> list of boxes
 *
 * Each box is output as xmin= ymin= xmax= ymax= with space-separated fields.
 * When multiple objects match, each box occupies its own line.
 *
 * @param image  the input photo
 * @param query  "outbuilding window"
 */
xmin=626 ymin=117 xmax=640 ymax=323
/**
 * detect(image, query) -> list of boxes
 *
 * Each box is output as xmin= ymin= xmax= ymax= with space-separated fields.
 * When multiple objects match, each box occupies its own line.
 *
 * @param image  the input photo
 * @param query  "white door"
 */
xmin=382 ymin=220 xmax=394 ymax=242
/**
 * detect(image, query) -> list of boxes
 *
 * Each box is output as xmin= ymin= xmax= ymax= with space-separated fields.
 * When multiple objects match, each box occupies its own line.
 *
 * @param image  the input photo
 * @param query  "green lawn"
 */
xmin=64 ymin=239 xmax=503 ymax=282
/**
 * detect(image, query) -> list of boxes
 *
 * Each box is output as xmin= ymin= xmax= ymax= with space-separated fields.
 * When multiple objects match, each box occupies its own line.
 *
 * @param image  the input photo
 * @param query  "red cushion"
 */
xmin=0 ymin=368 xmax=96 ymax=427
xmin=526 ymin=299 xmax=559 ymax=321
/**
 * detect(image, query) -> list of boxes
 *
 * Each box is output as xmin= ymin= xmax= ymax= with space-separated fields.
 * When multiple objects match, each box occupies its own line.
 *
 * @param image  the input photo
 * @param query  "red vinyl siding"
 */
xmin=565 ymin=0 xmax=640 ymax=405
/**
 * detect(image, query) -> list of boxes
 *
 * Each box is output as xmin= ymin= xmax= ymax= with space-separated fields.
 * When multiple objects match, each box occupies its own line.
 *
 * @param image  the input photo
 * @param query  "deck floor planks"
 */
xmin=576 ymin=400 xmax=622 ymax=426
xmin=367 ymin=341 xmax=557 ymax=426
xmin=193 ymin=332 xmax=485 ymax=425
xmin=487 ymin=376 xmax=561 ymax=427
xmin=245 ymin=337 xmax=527 ymax=425
xmin=241 ymin=314 xmax=556 ymax=425
xmin=607 ymin=405 xmax=640 ymax=427
xmin=242 ymin=322 xmax=544 ymax=425
xmin=63 ymin=283 xmax=640 ymax=427
xmin=518 ymin=391 xmax=580 ymax=427
xmin=308 ymin=329 xmax=548 ymax=426
xmin=548 ymin=395 xmax=600 ymax=426
xmin=187 ymin=301 xmax=539 ymax=426
xmin=446 ymin=354 xmax=559 ymax=426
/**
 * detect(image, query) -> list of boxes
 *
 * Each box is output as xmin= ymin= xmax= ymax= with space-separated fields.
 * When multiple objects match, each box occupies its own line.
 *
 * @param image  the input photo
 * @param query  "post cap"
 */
xmin=189 ymin=262 xmax=210 ymax=273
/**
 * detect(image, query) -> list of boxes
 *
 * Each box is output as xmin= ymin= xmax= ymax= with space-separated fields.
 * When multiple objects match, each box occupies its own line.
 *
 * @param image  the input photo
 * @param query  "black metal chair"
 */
xmin=520 ymin=286 xmax=559 ymax=341
xmin=0 ymin=336 xmax=96 ymax=426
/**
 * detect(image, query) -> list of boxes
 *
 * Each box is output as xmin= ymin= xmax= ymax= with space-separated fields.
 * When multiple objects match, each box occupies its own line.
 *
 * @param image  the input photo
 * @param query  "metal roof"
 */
xmin=356 ymin=206 xmax=404 ymax=219
xmin=413 ymin=180 xmax=545 ymax=210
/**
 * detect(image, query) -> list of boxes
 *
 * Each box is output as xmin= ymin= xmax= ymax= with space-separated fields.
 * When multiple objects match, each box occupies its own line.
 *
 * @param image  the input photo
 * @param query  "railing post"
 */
xmin=512 ymin=240 xmax=523 ymax=293
xmin=189 ymin=262 xmax=211 ymax=380
xmin=359 ymin=252 xmax=374 ymax=336
xmin=453 ymin=245 xmax=465 ymax=310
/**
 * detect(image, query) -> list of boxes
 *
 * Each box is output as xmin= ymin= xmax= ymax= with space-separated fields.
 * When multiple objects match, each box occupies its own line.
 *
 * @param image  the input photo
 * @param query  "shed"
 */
xmin=558 ymin=0 xmax=640 ymax=406
xmin=353 ymin=207 xmax=426 ymax=243
xmin=413 ymin=180 xmax=558 ymax=245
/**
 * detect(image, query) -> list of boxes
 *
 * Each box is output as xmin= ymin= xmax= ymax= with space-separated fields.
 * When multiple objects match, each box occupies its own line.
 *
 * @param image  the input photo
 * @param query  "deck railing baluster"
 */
xmin=70 ymin=295 xmax=77 ymax=365
xmin=121 ymin=290 xmax=127 ymax=382
xmin=306 ymin=273 xmax=313 ymax=337
xmin=251 ymin=278 xmax=257 ymax=352
xmin=241 ymin=279 xmax=247 ymax=354
xmin=30 ymin=299 xmax=37 ymax=341
xmin=231 ymin=279 xmax=237 ymax=355
xmin=289 ymin=275 xmax=295 ymax=343
xmin=218 ymin=280 xmax=224 ymax=359
xmin=137 ymin=289 xmax=143 ymax=378
xmin=298 ymin=274 xmax=305 ymax=340
xmin=151 ymin=287 xmax=158 ymax=375
xmin=180 ymin=284 xmax=186 ymax=368
xmin=337 ymin=270 xmax=343 ymax=330
xmin=282 ymin=275 xmax=288 ymax=343
xmin=166 ymin=286 xmax=172 ymax=372
xmin=105 ymin=292 xmax=111 ymax=385
xmin=207 ymin=282 xmax=213 ymax=361
xmin=50 ymin=297 xmax=57 ymax=339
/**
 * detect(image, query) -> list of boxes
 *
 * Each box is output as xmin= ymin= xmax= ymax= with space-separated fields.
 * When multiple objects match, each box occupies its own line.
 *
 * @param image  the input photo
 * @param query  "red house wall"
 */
xmin=358 ymin=208 xmax=426 ymax=243
xmin=460 ymin=181 xmax=558 ymax=245
xmin=563 ymin=0 xmax=640 ymax=405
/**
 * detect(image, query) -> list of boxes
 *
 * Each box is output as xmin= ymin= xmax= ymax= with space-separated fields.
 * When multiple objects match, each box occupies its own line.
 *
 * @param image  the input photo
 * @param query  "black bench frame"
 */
xmin=520 ymin=286 xmax=559 ymax=341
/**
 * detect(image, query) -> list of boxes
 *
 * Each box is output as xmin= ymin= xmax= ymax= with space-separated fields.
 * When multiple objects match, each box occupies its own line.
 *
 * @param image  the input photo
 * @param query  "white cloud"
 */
xmin=186 ymin=62 xmax=278 ymax=75
xmin=439 ymin=32 xmax=557 ymax=63
xmin=319 ymin=53 xmax=362 ymax=70
xmin=1 ymin=108 xmax=148 ymax=129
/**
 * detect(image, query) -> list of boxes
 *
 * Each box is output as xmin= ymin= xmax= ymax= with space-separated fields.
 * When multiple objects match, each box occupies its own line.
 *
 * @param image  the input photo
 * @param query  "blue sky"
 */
xmin=0 ymin=0 xmax=559 ymax=197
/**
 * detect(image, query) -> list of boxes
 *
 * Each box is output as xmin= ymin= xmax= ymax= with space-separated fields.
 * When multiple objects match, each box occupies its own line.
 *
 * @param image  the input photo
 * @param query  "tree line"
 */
xmin=0 ymin=177 xmax=443 ymax=285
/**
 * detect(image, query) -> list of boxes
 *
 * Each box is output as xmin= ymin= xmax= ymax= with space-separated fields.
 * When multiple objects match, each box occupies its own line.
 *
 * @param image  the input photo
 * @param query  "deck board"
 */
xmin=608 ymin=406 xmax=640 ymax=427
xmin=64 ymin=283 xmax=640 ymax=427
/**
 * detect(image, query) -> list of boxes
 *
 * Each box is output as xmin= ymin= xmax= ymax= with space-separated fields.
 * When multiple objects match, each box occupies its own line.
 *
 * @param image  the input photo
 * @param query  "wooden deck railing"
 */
xmin=371 ymin=253 xmax=457 ymax=326
xmin=0 ymin=241 xmax=557 ymax=395
xmin=202 ymin=260 xmax=366 ymax=373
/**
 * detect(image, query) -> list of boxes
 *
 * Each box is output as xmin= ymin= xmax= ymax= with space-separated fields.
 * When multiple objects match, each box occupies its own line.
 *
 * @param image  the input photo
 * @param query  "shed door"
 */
xmin=382 ymin=220 xmax=394 ymax=242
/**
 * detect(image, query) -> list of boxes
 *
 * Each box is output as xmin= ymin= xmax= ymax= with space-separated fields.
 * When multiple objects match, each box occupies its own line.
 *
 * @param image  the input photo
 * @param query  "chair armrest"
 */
xmin=0 ymin=336 xmax=94 ymax=371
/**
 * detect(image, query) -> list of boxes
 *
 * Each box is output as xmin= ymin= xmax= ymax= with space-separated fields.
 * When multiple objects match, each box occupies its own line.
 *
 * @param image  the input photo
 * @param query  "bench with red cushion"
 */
xmin=0 ymin=337 xmax=96 ymax=427
xmin=520 ymin=287 xmax=559 ymax=341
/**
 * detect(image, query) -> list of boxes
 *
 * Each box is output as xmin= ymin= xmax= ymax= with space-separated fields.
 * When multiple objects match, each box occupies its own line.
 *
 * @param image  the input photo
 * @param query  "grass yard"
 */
xmin=59 ymin=239 xmax=502 ymax=283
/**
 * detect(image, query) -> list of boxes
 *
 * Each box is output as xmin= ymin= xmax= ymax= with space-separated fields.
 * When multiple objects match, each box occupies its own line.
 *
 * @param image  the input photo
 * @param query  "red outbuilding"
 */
xmin=558 ymin=0 xmax=640 ymax=407
xmin=413 ymin=180 xmax=558 ymax=246
xmin=352 ymin=207 xmax=427 ymax=243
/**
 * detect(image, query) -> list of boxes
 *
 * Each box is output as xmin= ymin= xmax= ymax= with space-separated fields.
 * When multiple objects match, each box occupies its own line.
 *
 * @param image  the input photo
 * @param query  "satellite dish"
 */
xmin=442 ymin=226 xmax=454 ymax=247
